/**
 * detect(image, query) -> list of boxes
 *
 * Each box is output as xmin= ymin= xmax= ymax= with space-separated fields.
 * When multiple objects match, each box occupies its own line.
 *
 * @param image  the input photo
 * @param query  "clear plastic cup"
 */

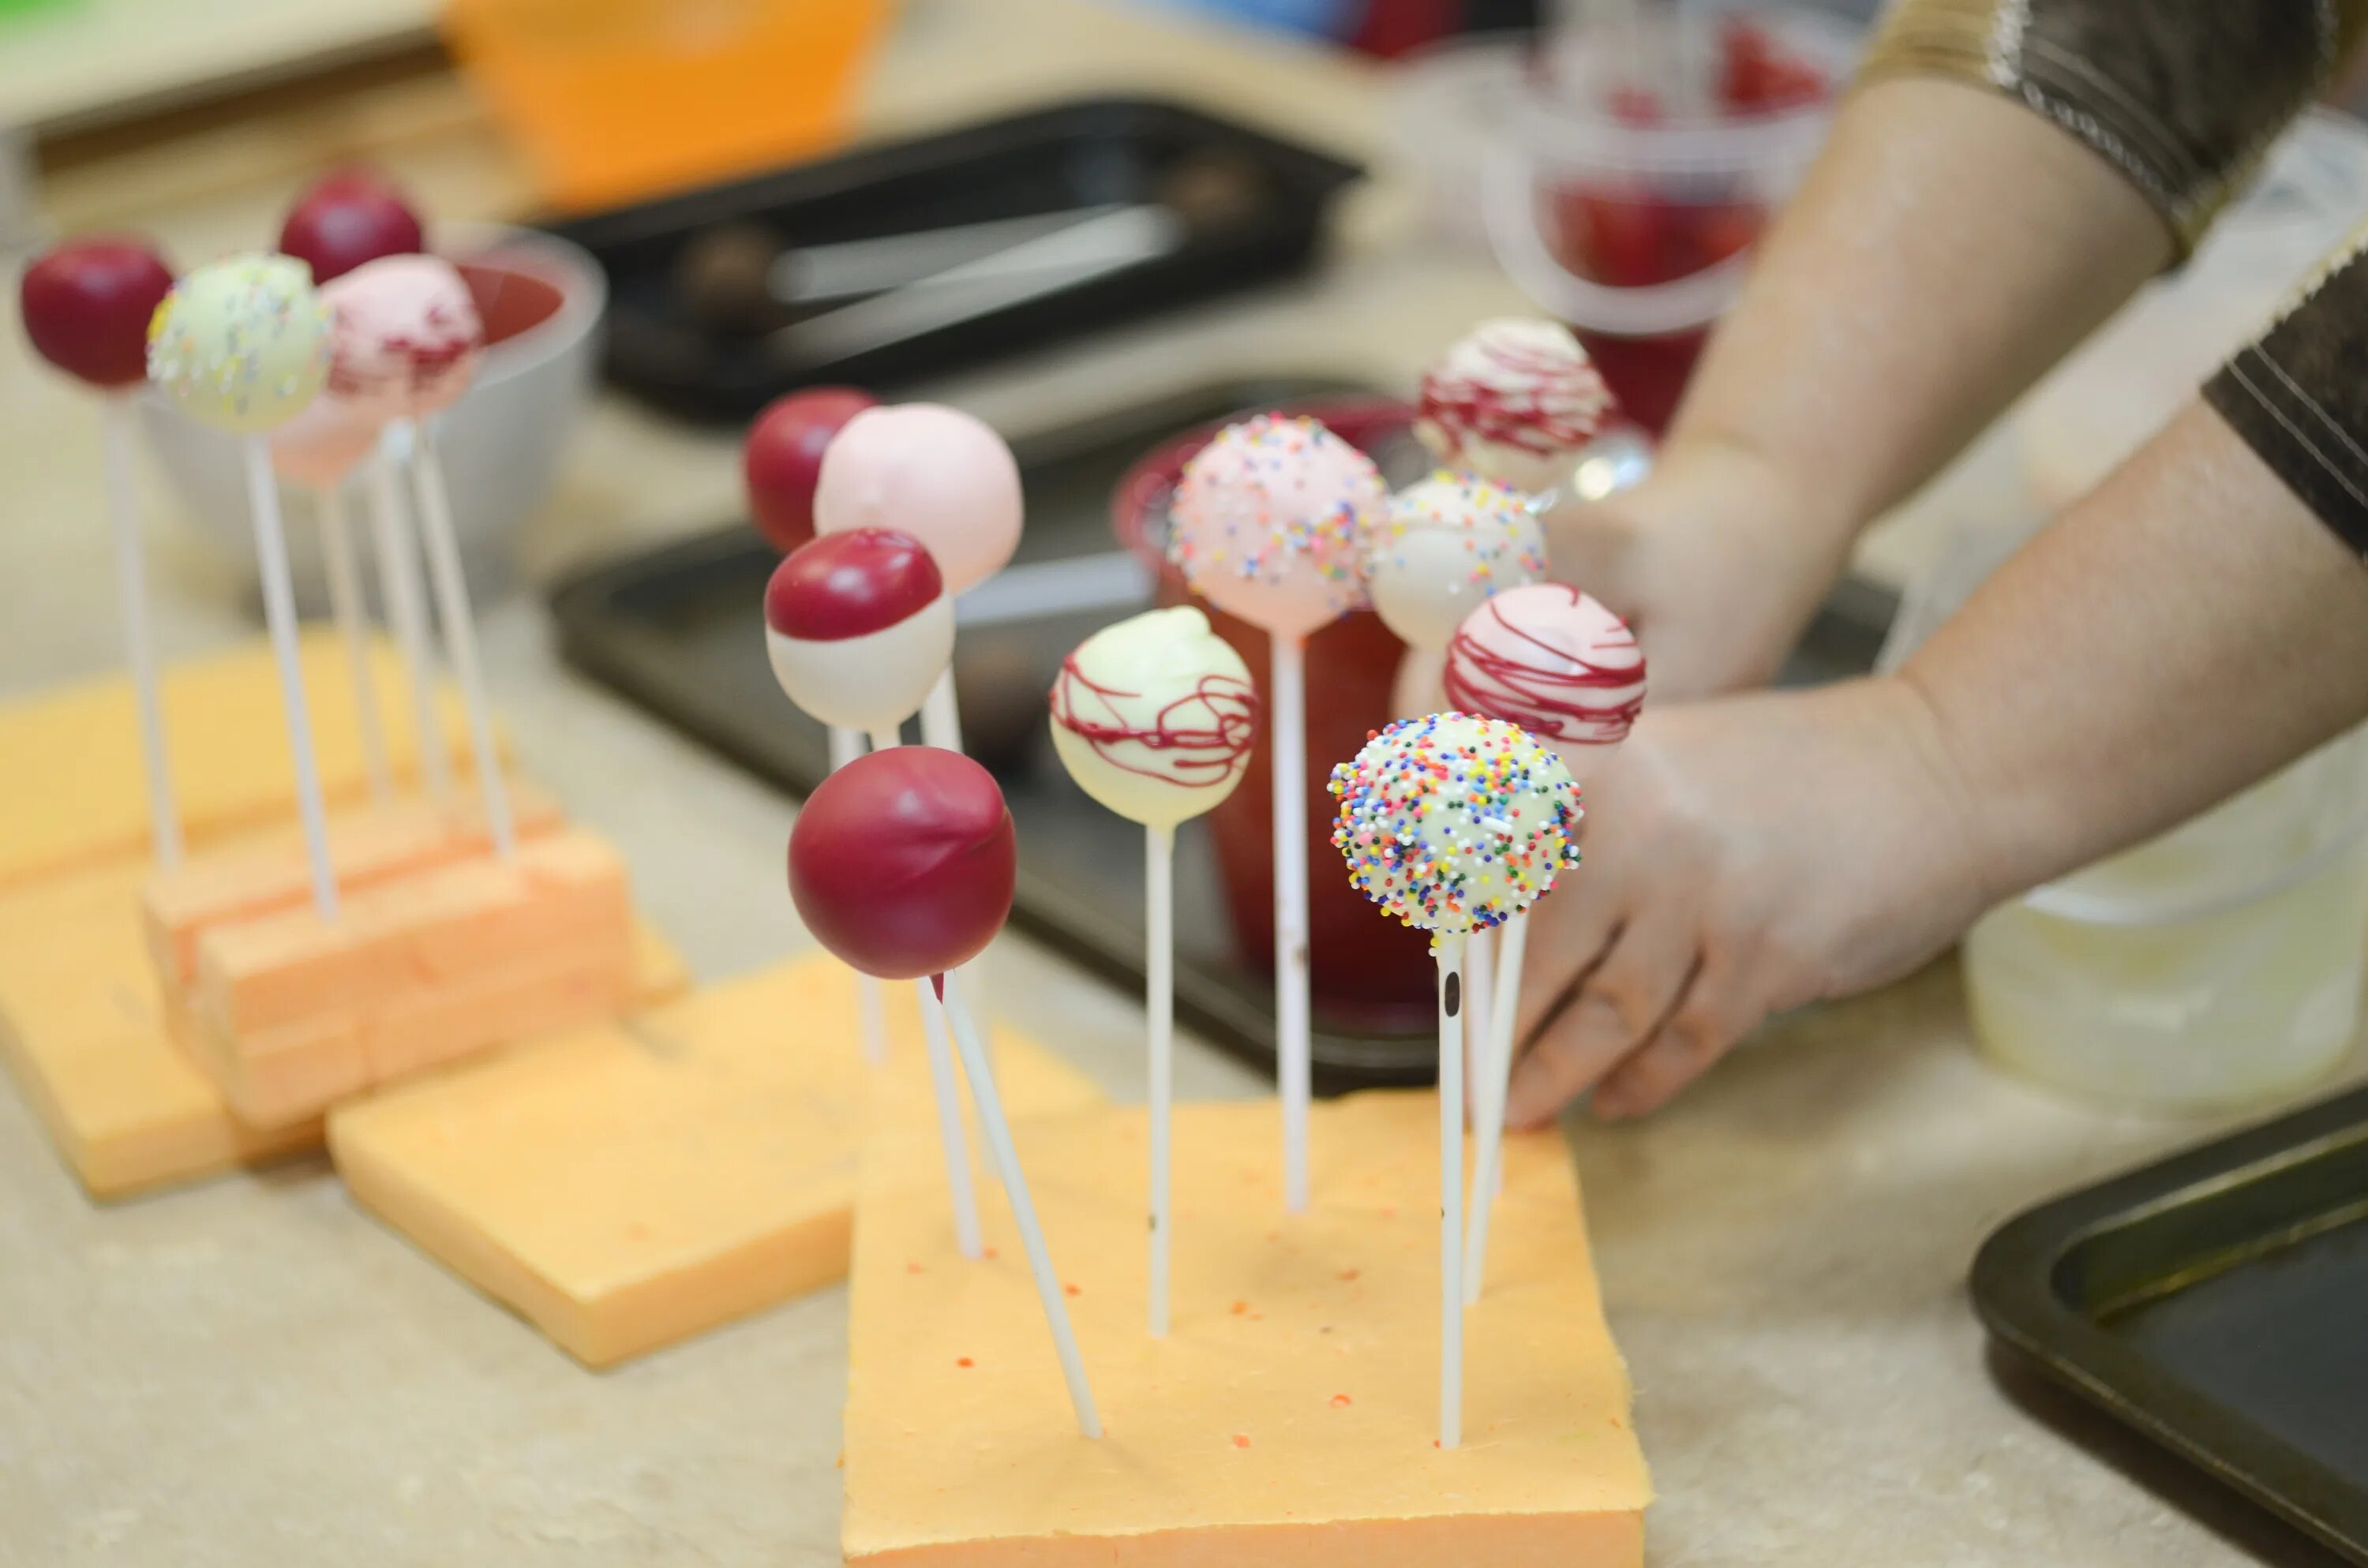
xmin=1963 ymin=728 xmax=2368 ymax=1113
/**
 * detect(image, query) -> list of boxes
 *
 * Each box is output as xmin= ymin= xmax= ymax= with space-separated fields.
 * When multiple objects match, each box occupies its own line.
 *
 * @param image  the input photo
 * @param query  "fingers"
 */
xmin=1503 ymin=904 xmax=1697 ymax=1129
xmin=1591 ymin=950 xmax=1766 ymax=1121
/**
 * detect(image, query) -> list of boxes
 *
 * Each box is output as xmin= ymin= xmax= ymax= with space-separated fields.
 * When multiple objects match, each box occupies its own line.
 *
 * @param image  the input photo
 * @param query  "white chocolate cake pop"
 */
xmin=1364 ymin=470 xmax=1548 ymax=653
xmin=146 ymin=254 xmax=331 ymax=435
xmin=1167 ymin=413 xmax=1383 ymax=642
xmin=1416 ymin=319 xmax=1613 ymax=495
xmin=1049 ymin=607 xmax=1258 ymax=829
xmin=1329 ymin=713 xmax=1583 ymax=938
xmin=1444 ymin=582 xmax=1646 ymax=784
xmin=764 ymin=528 xmax=954 ymax=732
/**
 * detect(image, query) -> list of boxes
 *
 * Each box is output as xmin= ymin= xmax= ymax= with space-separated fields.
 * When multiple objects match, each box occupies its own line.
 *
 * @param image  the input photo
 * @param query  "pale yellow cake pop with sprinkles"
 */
xmin=146 ymin=253 xmax=331 ymax=435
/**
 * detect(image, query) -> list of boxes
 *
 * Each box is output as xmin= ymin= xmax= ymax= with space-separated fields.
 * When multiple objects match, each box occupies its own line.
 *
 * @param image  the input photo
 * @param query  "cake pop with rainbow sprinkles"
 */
xmin=1167 ymin=411 xmax=1381 ymax=641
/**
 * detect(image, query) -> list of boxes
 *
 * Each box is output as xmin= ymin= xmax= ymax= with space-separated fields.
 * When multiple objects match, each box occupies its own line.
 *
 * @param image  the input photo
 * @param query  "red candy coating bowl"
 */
xmin=789 ymin=747 xmax=1016 ymax=982
xmin=746 ymin=386 xmax=878 ymax=553
xmin=20 ymin=239 xmax=174 ymax=389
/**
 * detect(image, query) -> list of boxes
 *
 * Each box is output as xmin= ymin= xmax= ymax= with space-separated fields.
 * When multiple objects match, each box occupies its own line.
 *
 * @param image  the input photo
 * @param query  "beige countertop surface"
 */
xmin=2 ymin=2 xmax=2360 ymax=1563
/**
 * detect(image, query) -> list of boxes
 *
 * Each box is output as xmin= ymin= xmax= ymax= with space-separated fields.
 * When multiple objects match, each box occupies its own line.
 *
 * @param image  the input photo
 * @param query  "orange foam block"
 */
xmin=330 ymin=956 xmax=1104 ymax=1367
xmin=844 ymin=1093 xmax=1651 ymax=1567
xmin=0 ymin=633 xmax=476 ymax=892
xmin=176 ymin=829 xmax=637 ymax=1128
xmin=0 ymin=854 xmax=688 ymax=1200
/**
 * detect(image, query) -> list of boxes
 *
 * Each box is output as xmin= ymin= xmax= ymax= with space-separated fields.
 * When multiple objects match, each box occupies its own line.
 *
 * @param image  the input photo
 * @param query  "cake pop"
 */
xmin=1331 ymin=712 xmax=1583 ymax=1450
xmin=279 ymin=168 xmax=426 ymax=284
xmin=1169 ymin=411 xmax=1384 ymax=1214
xmin=21 ymin=238 xmax=182 ymax=867
xmin=789 ymin=747 xmax=1102 ymax=1439
xmin=812 ymin=402 xmax=1021 ymax=752
xmin=270 ymin=399 xmax=392 ymax=801
xmin=148 ymin=254 xmax=339 ymax=915
xmin=745 ymin=386 xmax=877 ymax=555
xmin=325 ymin=256 xmax=510 ymax=858
xmin=1049 ymin=607 xmax=1257 ymax=1335
xmin=1442 ymin=583 xmax=1645 ymax=1305
xmin=1416 ymin=319 xmax=1614 ymax=496
xmin=763 ymin=529 xmax=954 ymax=742
xmin=1366 ymin=470 xmax=1546 ymax=657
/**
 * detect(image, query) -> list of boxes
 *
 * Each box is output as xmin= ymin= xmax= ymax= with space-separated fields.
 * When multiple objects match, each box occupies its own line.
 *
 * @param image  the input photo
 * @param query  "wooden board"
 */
xmin=843 ymin=1092 xmax=1651 ymax=1566
xmin=331 ymin=956 xmax=1103 ymax=1368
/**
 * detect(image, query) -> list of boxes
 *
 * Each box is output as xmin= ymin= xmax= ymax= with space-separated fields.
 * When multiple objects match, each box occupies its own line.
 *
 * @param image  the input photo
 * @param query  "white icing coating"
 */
xmin=766 ymin=595 xmax=954 ymax=732
xmin=1414 ymin=318 xmax=1613 ymax=492
xmin=1049 ymin=607 xmax=1257 ymax=829
xmin=1363 ymin=470 xmax=1548 ymax=653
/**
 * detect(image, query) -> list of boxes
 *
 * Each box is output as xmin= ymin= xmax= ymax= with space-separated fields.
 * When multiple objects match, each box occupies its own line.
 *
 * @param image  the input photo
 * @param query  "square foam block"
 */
xmin=0 ymin=633 xmax=477 ymax=892
xmin=330 ymin=957 xmax=1104 ymax=1368
xmin=843 ymin=1093 xmax=1651 ymax=1567
xmin=176 ymin=830 xmax=636 ymax=1128
xmin=0 ymin=855 xmax=688 ymax=1201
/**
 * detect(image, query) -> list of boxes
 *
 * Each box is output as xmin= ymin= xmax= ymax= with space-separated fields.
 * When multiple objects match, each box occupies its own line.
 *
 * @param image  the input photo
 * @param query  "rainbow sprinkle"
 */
xmin=1328 ymin=713 xmax=1582 ymax=944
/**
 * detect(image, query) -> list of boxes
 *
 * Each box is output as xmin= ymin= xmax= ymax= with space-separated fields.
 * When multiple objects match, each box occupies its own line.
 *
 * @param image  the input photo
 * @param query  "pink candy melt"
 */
xmin=1167 ymin=413 xmax=1384 ymax=639
xmin=765 ymin=527 xmax=945 ymax=641
xmin=1444 ymin=583 xmax=1646 ymax=749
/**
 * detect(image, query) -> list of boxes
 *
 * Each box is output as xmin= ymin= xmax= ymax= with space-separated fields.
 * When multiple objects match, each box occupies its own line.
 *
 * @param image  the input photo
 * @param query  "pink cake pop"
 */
xmin=763 ymin=529 xmax=954 ymax=735
xmin=280 ymin=168 xmax=426 ymax=285
xmin=811 ymin=402 xmax=1021 ymax=593
xmin=1166 ymin=413 xmax=1381 ymax=642
xmin=320 ymin=255 xmax=484 ymax=426
xmin=1443 ymin=582 xmax=1647 ymax=784
xmin=746 ymin=386 xmax=878 ymax=554
xmin=21 ymin=238 xmax=174 ymax=389
xmin=787 ymin=748 xmax=1102 ymax=1439
xmin=1417 ymin=319 xmax=1614 ymax=495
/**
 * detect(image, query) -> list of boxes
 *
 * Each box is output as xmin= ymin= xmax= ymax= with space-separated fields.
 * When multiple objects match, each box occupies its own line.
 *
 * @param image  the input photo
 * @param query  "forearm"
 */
xmin=1900 ymin=400 xmax=2368 ymax=905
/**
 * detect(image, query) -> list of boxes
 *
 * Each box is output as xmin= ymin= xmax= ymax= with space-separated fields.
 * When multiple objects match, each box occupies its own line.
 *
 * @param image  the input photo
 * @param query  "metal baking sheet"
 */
xmin=1974 ymin=1084 xmax=2368 ymax=1562
xmin=550 ymin=377 xmax=1897 ymax=1087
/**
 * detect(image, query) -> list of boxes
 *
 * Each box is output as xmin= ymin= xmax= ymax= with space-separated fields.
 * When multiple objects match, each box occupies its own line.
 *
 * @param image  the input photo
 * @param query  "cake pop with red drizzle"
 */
xmin=280 ymin=168 xmax=426 ymax=284
xmin=788 ymin=747 xmax=1103 ymax=1439
xmin=745 ymin=386 xmax=877 ymax=554
xmin=1443 ymin=581 xmax=1646 ymax=785
xmin=1416 ymin=319 xmax=1614 ymax=496
xmin=1048 ymin=605 xmax=1257 ymax=1336
xmin=763 ymin=528 xmax=953 ymax=739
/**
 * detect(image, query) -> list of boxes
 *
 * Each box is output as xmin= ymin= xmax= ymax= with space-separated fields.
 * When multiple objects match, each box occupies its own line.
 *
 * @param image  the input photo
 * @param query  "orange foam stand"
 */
xmin=331 ymin=956 xmax=1103 ymax=1368
xmin=843 ymin=1092 xmax=1651 ymax=1567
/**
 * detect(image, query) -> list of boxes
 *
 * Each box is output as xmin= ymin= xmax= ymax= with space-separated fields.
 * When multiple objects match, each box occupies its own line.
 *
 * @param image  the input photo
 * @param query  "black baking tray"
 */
xmin=1973 ymin=1085 xmax=2368 ymax=1562
xmin=551 ymin=377 xmax=1898 ymax=1087
xmin=539 ymin=99 xmax=1364 ymax=422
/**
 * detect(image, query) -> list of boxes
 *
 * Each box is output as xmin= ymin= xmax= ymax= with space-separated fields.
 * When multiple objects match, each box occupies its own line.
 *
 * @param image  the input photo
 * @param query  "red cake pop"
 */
xmin=788 ymin=746 xmax=1015 ymax=982
xmin=20 ymin=238 xmax=174 ymax=388
xmin=279 ymin=168 xmax=426 ymax=285
xmin=745 ymin=386 xmax=877 ymax=553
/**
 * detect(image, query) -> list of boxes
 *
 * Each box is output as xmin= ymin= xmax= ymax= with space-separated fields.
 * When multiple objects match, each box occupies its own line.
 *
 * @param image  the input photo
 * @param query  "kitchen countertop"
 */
xmin=2 ymin=2 xmax=2360 ymax=1564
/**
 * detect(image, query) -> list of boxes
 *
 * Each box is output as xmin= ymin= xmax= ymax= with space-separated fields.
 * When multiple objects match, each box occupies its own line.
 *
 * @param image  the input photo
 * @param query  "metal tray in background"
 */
xmin=1973 ymin=1086 xmax=2368 ymax=1564
xmin=539 ymin=99 xmax=1364 ymax=423
xmin=551 ymin=377 xmax=1899 ymax=1090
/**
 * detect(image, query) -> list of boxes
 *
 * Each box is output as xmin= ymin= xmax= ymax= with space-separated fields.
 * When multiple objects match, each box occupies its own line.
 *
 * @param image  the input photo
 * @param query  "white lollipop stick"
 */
xmin=920 ymin=667 xmax=963 ymax=751
xmin=867 ymin=722 xmax=983 ymax=1258
xmin=1464 ymin=911 xmax=1529 ymax=1304
xmin=1465 ymin=927 xmax=1494 ymax=1123
xmin=242 ymin=437 xmax=337 ymax=920
xmin=403 ymin=419 xmax=514 ymax=857
xmin=1437 ymin=930 xmax=1467 ymax=1450
xmin=1146 ymin=821 xmax=1175 ymax=1338
xmin=826 ymin=724 xmax=890 ymax=1068
xmin=942 ymin=967 xmax=1103 ymax=1439
xmin=1272 ymin=634 xmax=1312 ymax=1214
xmin=368 ymin=430 xmax=448 ymax=808
xmin=100 ymin=396 xmax=180 ymax=868
xmin=317 ymin=481 xmax=391 ymax=802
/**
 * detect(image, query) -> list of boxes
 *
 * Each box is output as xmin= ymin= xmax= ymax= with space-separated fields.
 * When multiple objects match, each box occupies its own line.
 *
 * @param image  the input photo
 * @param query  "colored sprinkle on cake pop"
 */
xmin=1167 ymin=413 xmax=1383 ymax=638
xmin=1328 ymin=713 xmax=1583 ymax=942
xmin=1364 ymin=469 xmax=1547 ymax=652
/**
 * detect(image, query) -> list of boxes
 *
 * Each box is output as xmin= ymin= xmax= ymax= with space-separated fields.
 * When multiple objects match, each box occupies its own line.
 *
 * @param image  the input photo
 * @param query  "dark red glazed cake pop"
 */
xmin=279 ymin=168 xmax=426 ymax=284
xmin=788 ymin=746 xmax=1016 ymax=982
xmin=745 ymin=387 xmax=878 ymax=553
xmin=20 ymin=239 xmax=175 ymax=389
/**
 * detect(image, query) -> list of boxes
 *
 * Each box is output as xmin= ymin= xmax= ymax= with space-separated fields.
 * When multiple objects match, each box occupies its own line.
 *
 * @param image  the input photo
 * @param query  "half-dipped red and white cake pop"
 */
xmin=1417 ymin=319 xmax=1613 ymax=495
xmin=1364 ymin=469 xmax=1547 ymax=654
xmin=745 ymin=386 xmax=877 ymax=554
xmin=764 ymin=528 xmax=954 ymax=733
xmin=320 ymin=255 xmax=484 ymax=428
xmin=21 ymin=238 xmax=175 ymax=389
xmin=812 ymin=402 xmax=1021 ymax=593
xmin=280 ymin=168 xmax=426 ymax=285
xmin=1444 ymin=582 xmax=1646 ymax=784
xmin=1167 ymin=412 xmax=1384 ymax=642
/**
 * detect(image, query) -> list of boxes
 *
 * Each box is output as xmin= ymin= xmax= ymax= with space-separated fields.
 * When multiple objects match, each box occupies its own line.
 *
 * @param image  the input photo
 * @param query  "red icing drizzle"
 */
xmin=1443 ymin=588 xmax=1645 ymax=746
xmin=1418 ymin=337 xmax=1609 ymax=460
xmin=1049 ymin=653 xmax=1258 ymax=788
